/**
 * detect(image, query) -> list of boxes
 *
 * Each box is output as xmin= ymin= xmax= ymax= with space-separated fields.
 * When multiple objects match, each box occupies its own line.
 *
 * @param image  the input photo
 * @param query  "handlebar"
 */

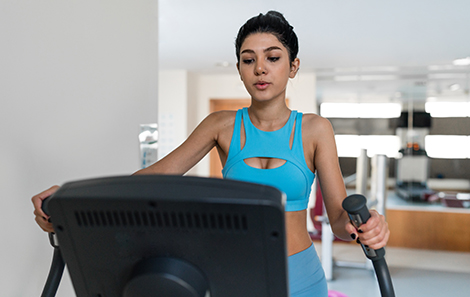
xmin=40 ymin=195 xmax=65 ymax=297
xmin=342 ymin=194 xmax=396 ymax=297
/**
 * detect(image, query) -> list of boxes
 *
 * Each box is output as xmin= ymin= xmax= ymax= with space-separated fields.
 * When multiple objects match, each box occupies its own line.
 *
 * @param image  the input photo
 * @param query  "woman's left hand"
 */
xmin=345 ymin=210 xmax=390 ymax=250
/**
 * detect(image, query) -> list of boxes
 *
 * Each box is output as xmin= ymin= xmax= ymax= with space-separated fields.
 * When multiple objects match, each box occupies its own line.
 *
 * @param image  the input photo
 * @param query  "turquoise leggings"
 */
xmin=288 ymin=243 xmax=328 ymax=297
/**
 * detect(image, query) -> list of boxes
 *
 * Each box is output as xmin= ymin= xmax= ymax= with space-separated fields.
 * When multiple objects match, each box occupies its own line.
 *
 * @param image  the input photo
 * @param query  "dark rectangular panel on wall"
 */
xmin=429 ymin=159 xmax=470 ymax=179
xmin=429 ymin=117 xmax=470 ymax=135
xmin=329 ymin=118 xmax=395 ymax=135
xmin=393 ymin=111 xmax=432 ymax=128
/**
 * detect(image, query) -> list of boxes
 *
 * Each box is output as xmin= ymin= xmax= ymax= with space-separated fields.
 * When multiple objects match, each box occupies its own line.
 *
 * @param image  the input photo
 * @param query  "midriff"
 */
xmin=285 ymin=209 xmax=313 ymax=256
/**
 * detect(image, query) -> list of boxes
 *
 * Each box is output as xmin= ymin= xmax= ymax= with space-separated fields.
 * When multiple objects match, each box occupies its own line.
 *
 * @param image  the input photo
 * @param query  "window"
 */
xmin=425 ymin=102 xmax=470 ymax=117
xmin=425 ymin=135 xmax=470 ymax=159
xmin=335 ymin=135 xmax=401 ymax=158
xmin=320 ymin=103 xmax=401 ymax=118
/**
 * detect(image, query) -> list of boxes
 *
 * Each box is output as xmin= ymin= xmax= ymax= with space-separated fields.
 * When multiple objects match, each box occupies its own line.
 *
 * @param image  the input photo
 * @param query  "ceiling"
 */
xmin=158 ymin=0 xmax=470 ymax=103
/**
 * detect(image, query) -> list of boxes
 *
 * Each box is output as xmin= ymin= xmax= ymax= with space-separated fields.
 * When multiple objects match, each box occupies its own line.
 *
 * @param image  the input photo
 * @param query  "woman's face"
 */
xmin=237 ymin=32 xmax=299 ymax=103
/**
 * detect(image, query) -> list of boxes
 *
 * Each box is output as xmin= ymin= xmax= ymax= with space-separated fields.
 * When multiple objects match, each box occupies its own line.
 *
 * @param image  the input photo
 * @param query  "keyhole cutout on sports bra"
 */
xmin=240 ymin=115 xmax=296 ymax=170
xmin=244 ymin=157 xmax=287 ymax=170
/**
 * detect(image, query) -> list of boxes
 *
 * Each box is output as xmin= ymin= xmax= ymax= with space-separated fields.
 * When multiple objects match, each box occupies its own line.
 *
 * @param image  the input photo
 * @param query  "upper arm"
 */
xmin=135 ymin=111 xmax=232 ymax=175
xmin=310 ymin=117 xmax=347 ymax=221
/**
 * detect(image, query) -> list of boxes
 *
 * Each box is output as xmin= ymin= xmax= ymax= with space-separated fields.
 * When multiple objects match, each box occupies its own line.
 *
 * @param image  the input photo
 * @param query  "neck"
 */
xmin=248 ymin=100 xmax=291 ymax=130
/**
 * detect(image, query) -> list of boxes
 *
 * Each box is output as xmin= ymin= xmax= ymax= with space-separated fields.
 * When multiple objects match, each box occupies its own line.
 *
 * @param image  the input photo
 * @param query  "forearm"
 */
xmin=134 ymin=115 xmax=221 ymax=176
xmin=132 ymin=166 xmax=163 ymax=175
xmin=132 ymin=151 xmax=189 ymax=176
xmin=330 ymin=210 xmax=354 ymax=241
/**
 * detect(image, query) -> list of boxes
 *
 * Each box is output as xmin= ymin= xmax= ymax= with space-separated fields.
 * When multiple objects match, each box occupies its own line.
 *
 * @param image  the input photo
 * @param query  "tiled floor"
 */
xmin=313 ymin=242 xmax=470 ymax=297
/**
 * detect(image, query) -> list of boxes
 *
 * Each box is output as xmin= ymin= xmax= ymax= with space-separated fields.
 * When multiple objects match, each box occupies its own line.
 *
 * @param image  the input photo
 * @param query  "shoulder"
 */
xmin=179 ymin=110 xmax=238 ymax=154
xmin=203 ymin=110 xmax=239 ymax=152
xmin=194 ymin=110 xmax=238 ymax=141
xmin=301 ymin=113 xmax=334 ymax=136
xmin=207 ymin=109 xmax=238 ymax=121
xmin=203 ymin=110 xmax=238 ymax=129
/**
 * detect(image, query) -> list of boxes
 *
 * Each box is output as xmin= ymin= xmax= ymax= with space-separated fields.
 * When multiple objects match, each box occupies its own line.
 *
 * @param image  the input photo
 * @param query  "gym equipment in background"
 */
xmin=395 ymin=144 xmax=434 ymax=202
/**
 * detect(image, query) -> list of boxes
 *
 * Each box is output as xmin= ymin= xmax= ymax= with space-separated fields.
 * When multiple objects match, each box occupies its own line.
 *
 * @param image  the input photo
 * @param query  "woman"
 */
xmin=33 ymin=11 xmax=389 ymax=297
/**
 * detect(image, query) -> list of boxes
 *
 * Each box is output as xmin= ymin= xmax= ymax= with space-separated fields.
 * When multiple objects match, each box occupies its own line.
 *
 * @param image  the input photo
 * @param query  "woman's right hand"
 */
xmin=32 ymin=185 xmax=60 ymax=233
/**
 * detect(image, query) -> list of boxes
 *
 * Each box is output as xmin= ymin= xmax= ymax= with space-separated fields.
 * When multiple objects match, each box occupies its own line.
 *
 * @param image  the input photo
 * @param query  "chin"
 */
xmin=251 ymin=95 xmax=274 ymax=102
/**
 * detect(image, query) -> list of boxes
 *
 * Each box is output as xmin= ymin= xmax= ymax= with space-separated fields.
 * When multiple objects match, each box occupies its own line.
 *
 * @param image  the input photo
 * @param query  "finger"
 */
xmin=32 ymin=195 xmax=46 ymax=218
xmin=355 ymin=210 xmax=388 ymax=242
xmin=366 ymin=227 xmax=390 ymax=250
xmin=344 ymin=221 xmax=358 ymax=240
xmin=358 ymin=210 xmax=381 ymax=233
xmin=363 ymin=213 xmax=387 ymax=241
xmin=35 ymin=214 xmax=54 ymax=233
xmin=360 ymin=221 xmax=385 ymax=242
xmin=31 ymin=185 xmax=60 ymax=218
xmin=359 ymin=221 xmax=390 ymax=249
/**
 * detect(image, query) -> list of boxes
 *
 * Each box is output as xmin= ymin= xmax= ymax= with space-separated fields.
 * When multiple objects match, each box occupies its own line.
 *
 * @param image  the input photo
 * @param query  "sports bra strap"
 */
xmin=225 ymin=109 xmax=243 ymax=159
xmin=292 ymin=112 xmax=304 ymax=154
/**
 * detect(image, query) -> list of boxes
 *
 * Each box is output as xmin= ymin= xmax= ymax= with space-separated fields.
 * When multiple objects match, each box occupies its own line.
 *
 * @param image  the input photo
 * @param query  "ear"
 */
xmin=236 ymin=62 xmax=243 ymax=81
xmin=289 ymin=58 xmax=300 ymax=79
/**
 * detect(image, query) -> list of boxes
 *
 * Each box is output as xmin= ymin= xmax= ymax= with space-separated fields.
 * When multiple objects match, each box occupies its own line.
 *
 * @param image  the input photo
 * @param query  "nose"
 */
xmin=254 ymin=60 xmax=266 ymax=75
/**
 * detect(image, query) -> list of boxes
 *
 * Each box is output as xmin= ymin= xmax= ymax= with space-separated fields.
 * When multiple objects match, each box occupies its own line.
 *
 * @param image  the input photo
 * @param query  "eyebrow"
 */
xmin=240 ymin=46 xmax=283 ymax=55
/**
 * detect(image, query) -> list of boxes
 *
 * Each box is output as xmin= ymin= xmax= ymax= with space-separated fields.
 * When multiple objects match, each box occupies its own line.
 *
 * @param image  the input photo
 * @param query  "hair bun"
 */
xmin=235 ymin=10 xmax=299 ymax=63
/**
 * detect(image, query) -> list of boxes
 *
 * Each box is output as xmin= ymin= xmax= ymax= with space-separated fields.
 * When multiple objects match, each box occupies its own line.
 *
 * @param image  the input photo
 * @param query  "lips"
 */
xmin=254 ymin=81 xmax=270 ymax=90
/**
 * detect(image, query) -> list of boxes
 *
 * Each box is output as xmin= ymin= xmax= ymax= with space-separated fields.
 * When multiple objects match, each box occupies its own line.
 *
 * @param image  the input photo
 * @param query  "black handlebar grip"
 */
xmin=42 ymin=196 xmax=52 ymax=216
xmin=342 ymin=194 xmax=371 ymax=228
xmin=342 ymin=194 xmax=385 ymax=260
xmin=342 ymin=194 xmax=396 ymax=297
xmin=41 ymin=196 xmax=59 ymax=247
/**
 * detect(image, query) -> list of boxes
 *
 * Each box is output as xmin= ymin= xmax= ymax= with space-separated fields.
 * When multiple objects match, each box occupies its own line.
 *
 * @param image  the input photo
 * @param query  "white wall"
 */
xmin=158 ymin=70 xmax=189 ymax=159
xmin=188 ymin=71 xmax=317 ymax=176
xmin=0 ymin=1 xmax=158 ymax=296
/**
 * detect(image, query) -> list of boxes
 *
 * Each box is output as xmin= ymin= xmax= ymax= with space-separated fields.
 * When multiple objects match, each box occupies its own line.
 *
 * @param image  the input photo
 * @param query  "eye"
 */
xmin=242 ymin=59 xmax=254 ymax=64
xmin=268 ymin=57 xmax=280 ymax=62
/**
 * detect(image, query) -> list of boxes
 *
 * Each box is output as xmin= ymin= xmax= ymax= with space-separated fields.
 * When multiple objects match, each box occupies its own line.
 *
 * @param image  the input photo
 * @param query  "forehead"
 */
xmin=240 ymin=32 xmax=287 ymax=53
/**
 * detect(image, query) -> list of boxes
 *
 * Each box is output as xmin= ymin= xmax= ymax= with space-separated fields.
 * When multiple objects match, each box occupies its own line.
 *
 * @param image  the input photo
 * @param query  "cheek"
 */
xmin=239 ymin=68 xmax=252 ymax=82
xmin=238 ymin=73 xmax=251 ymax=89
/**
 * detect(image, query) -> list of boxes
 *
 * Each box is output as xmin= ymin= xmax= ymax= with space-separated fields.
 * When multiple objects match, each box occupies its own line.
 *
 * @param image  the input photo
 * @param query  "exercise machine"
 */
xmin=40 ymin=175 xmax=396 ymax=297
xmin=40 ymin=175 xmax=288 ymax=297
xmin=395 ymin=144 xmax=434 ymax=202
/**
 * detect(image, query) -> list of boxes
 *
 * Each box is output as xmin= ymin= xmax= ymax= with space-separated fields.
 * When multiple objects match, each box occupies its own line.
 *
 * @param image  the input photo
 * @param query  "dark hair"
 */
xmin=235 ymin=11 xmax=299 ymax=63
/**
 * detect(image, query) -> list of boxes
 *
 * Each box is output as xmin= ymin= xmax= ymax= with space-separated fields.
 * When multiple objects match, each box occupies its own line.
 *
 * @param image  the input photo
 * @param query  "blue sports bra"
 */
xmin=222 ymin=108 xmax=315 ymax=212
